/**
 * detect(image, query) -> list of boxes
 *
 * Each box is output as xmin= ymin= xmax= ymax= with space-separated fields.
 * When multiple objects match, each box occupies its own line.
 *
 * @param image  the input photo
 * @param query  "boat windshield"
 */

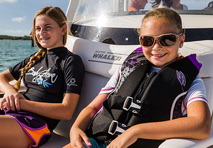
xmin=70 ymin=0 xmax=213 ymax=45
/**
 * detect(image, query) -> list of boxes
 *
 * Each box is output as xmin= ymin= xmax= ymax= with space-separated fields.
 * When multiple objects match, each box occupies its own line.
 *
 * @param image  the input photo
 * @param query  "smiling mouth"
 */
xmin=40 ymin=37 xmax=50 ymax=41
xmin=151 ymin=53 xmax=167 ymax=58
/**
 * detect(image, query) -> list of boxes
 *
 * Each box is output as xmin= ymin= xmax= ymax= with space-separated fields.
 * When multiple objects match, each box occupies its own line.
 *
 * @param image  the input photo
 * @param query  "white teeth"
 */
xmin=40 ymin=37 xmax=49 ymax=41
xmin=152 ymin=54 xmax=165 ymax=57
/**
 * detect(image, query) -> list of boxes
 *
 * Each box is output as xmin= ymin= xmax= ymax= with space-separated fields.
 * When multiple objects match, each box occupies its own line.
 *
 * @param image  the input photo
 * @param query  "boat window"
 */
xmin=73 ymin=0 xmax=213 ymax=20
xmin=70 ymin=0 xmax=213 ymax=45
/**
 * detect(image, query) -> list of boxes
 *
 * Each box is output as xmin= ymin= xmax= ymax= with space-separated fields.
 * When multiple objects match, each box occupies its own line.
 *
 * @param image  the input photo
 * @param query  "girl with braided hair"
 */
xmin=0 ymin=6 xmax=85 ymax=148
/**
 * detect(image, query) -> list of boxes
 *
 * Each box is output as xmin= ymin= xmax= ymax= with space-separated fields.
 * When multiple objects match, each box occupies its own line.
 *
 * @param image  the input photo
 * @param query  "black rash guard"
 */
xmin=9 ymin=47 xmax=85 ymax=131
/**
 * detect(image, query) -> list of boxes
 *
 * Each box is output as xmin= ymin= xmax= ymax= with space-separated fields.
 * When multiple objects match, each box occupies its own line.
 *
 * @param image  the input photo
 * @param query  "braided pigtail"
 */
xmin=13 ymin=48 xmax=46 ymax=91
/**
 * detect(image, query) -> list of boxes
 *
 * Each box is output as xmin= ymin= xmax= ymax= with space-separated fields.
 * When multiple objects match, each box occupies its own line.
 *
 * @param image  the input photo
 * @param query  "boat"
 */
xmin=40 ymin=0 xmax=213 ymax=147
xmin=2 ymin=0 xmax=213 ymax=147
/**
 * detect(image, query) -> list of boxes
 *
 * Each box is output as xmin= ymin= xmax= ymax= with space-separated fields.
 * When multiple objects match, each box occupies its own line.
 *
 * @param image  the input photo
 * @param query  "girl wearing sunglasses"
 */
xmin=64 ymin=8 xmax=211 ymax=148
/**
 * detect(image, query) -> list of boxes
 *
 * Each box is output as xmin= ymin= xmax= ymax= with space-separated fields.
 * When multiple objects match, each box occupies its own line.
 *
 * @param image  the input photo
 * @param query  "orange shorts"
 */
xmin=2 ymin=110 xmax=51 ymax=148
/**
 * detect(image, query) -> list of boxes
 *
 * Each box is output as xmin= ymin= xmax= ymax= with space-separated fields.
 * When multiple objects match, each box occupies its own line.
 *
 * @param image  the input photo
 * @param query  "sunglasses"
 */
xmin=139 ymin=33 xmax=182 ymax=47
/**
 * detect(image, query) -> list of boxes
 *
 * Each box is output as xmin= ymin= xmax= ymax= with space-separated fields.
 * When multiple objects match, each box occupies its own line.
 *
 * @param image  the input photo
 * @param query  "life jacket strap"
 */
xmin=108 ymin=120 xmax=128 ymax=135
xmin=123 ymin=96 xmax=143 ymax=115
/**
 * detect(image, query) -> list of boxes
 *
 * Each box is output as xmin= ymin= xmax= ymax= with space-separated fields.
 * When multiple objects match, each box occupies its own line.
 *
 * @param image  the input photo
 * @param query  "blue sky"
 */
xmin=0 ymin=0 xmax=70 ymax=36
xmin=0 ymin=0 xmax=211 ymax=36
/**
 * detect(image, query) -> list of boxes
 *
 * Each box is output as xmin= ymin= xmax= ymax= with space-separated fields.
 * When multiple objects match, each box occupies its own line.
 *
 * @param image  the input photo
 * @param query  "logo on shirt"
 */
xmin=26 ymin=66 xmax=58 ymax=88
xmin=67 ymin=78 xmax=78 ymax=87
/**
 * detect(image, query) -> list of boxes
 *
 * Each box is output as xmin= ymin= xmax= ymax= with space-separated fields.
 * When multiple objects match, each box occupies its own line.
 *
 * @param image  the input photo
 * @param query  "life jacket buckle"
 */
xmin=123 ymin=96 xmax=142 ymax=115
xmin=108 ymin=120 xmax=127 ymax=135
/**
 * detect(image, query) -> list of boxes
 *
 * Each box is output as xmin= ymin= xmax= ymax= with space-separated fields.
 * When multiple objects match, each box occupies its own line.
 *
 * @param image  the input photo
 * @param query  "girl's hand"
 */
xmin=70 ymin=127 xmax=92 ymax=148
xmin=0 ymin=89 xmax=25 ymax=111
xmin=107 ymin=129 xmax=138 ymax=148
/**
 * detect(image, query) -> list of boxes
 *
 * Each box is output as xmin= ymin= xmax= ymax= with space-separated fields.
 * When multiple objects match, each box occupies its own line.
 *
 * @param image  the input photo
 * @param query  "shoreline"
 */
xmin=0 ymin=35 xmax=32 ymax=40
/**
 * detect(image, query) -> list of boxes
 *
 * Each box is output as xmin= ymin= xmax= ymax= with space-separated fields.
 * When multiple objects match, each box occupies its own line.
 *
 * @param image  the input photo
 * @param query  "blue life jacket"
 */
xmin=87 ymin=47 xmax=202 ymax=148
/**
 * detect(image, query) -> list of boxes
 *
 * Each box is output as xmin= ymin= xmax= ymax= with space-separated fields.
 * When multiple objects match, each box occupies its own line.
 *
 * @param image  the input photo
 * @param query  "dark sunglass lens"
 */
xmin=140 ymin=36 xmax=154 ymax=47
xmin=160 ymin=35 xmax=177 ymax=46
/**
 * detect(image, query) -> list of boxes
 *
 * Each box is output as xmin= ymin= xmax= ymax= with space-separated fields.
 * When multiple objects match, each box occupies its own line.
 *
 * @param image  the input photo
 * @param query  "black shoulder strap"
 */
xmin=116 ymin=60 xmax=150 ymax=97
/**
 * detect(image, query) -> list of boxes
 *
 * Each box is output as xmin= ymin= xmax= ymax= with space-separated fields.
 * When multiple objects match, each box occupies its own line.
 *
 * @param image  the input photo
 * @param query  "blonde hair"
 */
xmin=14 ymin=6 xmax=68 ymax=91
xmin=140 ymin=8 xmax=183 ymax=34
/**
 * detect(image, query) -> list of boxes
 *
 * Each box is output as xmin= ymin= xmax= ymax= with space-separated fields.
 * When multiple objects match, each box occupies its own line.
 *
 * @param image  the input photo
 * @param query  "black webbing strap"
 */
xmin=116 ymin=61 xmax=150 ymax=97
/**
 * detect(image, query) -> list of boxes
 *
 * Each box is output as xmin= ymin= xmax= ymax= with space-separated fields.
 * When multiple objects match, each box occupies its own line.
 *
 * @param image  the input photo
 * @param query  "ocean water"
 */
xmin=0 ymin=40 xmax=38 ymax=72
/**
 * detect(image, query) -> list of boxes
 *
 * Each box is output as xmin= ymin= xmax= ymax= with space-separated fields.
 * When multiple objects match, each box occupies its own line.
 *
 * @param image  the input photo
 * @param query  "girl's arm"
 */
xmin=0 ymin=70 xmax=79 ymax=120
xmin=0 ymin=70 xmax=15 ymax=89
xmin=0 ymin=70 xmax=24 ymax=111
xmin=108 ymin=101 xmax=211 ymax=148
xmin=69 ymin=93 xmax=109 ymax=148
xmin=19 ymin=93 xmax=79 ymax=120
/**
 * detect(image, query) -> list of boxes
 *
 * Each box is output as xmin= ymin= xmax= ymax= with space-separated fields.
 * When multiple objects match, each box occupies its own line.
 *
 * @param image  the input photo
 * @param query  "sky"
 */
xmin=0 ymin=0 xmax=70 ymax=36
xmin=0 ymin=0 xmax=211 ymax=36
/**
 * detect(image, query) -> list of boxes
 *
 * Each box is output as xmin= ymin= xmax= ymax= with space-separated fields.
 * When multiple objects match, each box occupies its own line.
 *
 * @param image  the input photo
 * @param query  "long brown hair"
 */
xmin=14 ymin=6 xmax=68 ymax=91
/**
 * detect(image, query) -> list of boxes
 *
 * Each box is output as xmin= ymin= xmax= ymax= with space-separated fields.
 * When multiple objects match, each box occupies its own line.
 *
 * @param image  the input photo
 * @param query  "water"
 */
xmin=0 ymin=40 xmax=38 ymax=72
